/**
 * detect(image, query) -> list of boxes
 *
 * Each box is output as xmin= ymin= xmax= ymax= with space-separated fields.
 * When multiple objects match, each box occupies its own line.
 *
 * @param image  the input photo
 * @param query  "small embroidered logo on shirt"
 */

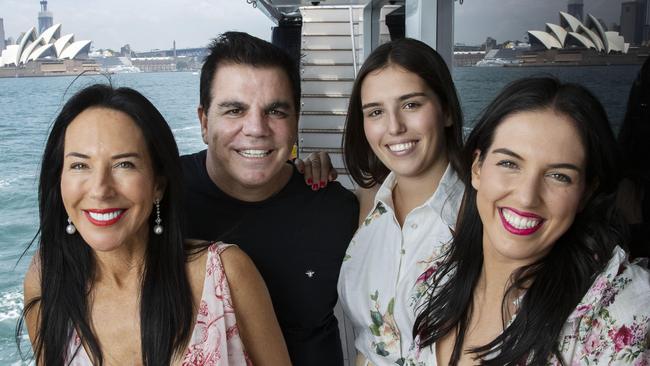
xmin=305 ymin=270 xmax=315 ymax=278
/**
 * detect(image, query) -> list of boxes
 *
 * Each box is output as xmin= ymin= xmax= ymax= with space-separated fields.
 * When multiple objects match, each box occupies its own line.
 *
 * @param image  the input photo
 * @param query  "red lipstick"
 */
xmin=499 ymin=207 xmax=544 ymax=236
xmin=83 ymin=209 xmax=126 ymax=227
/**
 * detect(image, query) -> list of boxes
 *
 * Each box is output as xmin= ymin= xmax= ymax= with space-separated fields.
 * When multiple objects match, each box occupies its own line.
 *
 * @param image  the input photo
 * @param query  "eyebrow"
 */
xmin=361 ymin=92 xmax=428 ymax=110
xmin=492 ymin=148 xmax=581 ymax=172
xmin=267 ymin=101 xmax=292 ymax=112
xmin=64 ymin=152 xmax=142 ymax=159
xmin=217 ymin=101 xmax=247 ymax=110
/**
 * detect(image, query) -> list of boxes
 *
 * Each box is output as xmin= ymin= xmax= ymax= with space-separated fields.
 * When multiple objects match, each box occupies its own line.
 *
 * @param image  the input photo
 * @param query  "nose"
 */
xmin=515 ymin=172 xmax=542 ymax=208
xmin=89 ymin=166 xmax=116 ymax=201
xmin=241 ymin=111 xmax=271 ymax=137
xmin=387 ymin=110 xmax=406 ymax=135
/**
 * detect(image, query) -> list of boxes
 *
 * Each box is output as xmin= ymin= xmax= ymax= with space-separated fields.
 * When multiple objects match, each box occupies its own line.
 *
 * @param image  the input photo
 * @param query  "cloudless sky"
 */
xmin=0 ymin=0 xmax=627 ymax=51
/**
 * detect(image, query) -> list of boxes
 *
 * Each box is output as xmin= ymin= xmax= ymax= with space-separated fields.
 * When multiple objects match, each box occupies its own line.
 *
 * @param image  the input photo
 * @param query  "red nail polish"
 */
xmin=312 ymin=184 xmax=318 ymax=190
xmin=320 ymin=181 xmax=326 ymax=188
xmin=307 ymin=178 xmax=312 ymax=184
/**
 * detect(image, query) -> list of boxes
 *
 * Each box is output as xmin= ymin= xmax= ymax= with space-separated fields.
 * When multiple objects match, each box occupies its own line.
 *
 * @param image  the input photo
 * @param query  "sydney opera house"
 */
xmin=0 ymin=23 xmax=91 ymax=66
xmin=0 ymin=23 xmax=98 ymax=77
xmin=528 ymin=11 xmax=629 ymax=54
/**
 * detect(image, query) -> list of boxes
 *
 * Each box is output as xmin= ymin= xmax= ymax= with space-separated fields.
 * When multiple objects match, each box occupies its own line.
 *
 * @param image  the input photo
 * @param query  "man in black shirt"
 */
xmin=182 ymin=32 xmax=359 ymax=365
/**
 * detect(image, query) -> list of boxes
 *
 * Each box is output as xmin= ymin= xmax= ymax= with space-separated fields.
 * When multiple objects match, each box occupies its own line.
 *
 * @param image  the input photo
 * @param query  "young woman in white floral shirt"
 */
xmin=337 ymin=38 xmax=466 ymax=366
xmin=410 ymin=77 xmax=650 ymax=365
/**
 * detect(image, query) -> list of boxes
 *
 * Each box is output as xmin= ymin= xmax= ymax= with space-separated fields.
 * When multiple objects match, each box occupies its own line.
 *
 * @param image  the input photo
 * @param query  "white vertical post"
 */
xmin=405 ymin=0 xmax=455 ymax=68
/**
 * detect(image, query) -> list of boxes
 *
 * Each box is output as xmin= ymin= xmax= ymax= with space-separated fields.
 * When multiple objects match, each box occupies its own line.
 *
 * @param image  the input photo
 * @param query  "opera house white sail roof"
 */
xmin=528 ymin=11 xmax=629 ymax=54
xmin=0 ymin=23 xmax=92 ymax=67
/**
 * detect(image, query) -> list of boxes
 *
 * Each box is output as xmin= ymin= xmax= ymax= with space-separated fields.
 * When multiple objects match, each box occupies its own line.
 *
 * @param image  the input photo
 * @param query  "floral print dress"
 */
xmin=337 ymin=165 xmax=463 ymax=366
xmin=406 ymin=246 xmax=650 ymax=365
xmin=65 ymin=243 xmax=251 ymax=366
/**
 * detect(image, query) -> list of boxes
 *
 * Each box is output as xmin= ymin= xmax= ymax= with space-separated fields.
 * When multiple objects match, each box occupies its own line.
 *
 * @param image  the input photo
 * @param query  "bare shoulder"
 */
xmin=24 ymin=253 xmax=41 ymax=300
xmin=219 ymin=245 xmax=258 ymax=281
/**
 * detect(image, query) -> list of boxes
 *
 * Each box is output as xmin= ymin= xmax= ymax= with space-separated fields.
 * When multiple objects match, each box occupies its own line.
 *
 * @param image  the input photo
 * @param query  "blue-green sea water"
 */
xmin=0 ymin=65 xmax=641 ymax=364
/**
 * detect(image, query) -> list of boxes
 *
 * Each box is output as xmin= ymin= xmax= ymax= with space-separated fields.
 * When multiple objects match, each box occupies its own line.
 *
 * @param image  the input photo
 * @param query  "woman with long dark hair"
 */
xmin=18 ymin=84 xmax=290 ymax=365
xmin=410 ymin=77 xmax=650 ymax=365
xmin=337 ymin=38 xmax=465 ymax=365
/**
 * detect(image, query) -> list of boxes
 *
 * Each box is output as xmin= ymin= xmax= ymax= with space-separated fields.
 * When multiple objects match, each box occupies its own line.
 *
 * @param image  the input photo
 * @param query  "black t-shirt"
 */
xmin=181 ymin=150 xmax=359 ymax=366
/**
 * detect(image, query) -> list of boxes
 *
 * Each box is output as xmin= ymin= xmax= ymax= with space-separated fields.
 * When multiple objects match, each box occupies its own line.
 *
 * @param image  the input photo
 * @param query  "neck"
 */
xmin=392 ymin=160 xmax=448 ymax=225
xmin=477 ymin=238 xmax=531 ymax=312
xmin=206 ymin=159 xmax=293 ymax=202
xmin=93 ymin=233 xmax=148 ymax=290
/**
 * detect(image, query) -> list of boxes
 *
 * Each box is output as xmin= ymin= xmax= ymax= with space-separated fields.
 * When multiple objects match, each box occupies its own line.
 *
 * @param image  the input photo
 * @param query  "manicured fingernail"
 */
xmin=312 ymin=184 xmax=318 ymax=190
xmin=307 ymin=178 xmax=312 ymax=184
xmin=320 ymin=181 xmax=326 ymax=188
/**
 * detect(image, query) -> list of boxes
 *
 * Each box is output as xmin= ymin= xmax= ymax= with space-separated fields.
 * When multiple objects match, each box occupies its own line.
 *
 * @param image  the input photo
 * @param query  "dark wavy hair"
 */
xmin=343 ymin=38 xmax=464 ymax=188
xmin=17 ymin=84 xmax=194 ymax=365
xmin=413 ymin=77 xmax=625 ymax=365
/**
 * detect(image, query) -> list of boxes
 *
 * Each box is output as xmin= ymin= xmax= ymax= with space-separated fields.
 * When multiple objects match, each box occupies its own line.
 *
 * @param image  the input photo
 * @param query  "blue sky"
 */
xmin=0 ymin=0 xmax=625 ymax=51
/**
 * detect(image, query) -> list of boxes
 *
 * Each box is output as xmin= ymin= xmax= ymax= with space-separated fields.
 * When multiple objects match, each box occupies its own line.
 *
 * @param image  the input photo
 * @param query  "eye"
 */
xmin=367 ymin=109 xmax=383 ymax=118
xmin=496 ymin=160 xmax=518 ymax=169
xmin=403 ymin=102 xmax=420 ymax=110
xmin=547 ymin=172 xmax=572 ymax=184
xmin=115 ymin=161 xmax=135 ymax=169
xmin=70 ymin=162 xmax=88 ymax=170
xmin=268 ymin=109 xmax=288 ymax=118
xmin=224 ymin=108 xmax=242 ymax=116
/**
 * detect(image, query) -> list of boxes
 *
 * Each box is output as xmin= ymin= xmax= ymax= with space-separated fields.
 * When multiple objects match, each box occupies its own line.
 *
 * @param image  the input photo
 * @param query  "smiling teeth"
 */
xmin=502 ymin=209 xmax=541 ymax=229
xmin=388 ymin=141 xmax=416 ymax=152
xmin=88 ymin=210 xmax=123 ymax=221
xmin=239 ymin=149 xmax=270 ymax=158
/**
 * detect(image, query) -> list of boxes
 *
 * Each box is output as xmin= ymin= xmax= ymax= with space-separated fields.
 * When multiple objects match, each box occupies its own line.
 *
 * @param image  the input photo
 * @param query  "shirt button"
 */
xmin=411 ymin=223 xmax=418 ymax=229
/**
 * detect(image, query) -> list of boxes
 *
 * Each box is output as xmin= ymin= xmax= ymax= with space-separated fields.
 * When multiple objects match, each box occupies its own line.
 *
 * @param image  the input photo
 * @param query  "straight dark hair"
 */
xmin=618 ymin=56 xmax=650 ymax=181
xmin=199 ymin=31 xmax=301 ymax=114
xmin=413 ymin=77 xmax=625 ymax=365
xmin=343 ymin=38 xmax=463 ymax=188
xmin=17 ymin=84 xmax=194 ymax=365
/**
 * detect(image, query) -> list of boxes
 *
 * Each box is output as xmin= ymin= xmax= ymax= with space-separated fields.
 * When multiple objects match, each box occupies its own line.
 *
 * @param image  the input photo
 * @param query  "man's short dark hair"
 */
xmin=200 ymin=31 xmax=301 ymax=114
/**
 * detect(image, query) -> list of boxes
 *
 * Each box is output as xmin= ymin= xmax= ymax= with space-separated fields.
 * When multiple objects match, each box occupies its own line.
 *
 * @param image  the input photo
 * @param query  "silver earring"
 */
xmin=153 ymin=199 xmax=163 ymax=235
xmin=66 ymin=217 xmax=76 ymax=234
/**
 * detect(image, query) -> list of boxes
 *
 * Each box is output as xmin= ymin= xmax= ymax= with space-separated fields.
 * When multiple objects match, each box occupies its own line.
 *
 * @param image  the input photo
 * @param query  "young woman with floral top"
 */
xmin=410 ymin=77 xmax=650 ymax=365
xmin=337 ymin=38 xmax=465 ymax=366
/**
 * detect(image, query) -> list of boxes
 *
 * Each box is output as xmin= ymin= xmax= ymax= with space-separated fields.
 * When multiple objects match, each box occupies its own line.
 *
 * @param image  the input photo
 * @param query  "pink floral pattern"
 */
xmin=405 ymin=246 xmax=650 ymax=365
xmin=65 ymin=243 xmax=251 ymax=366
xmin=181 ymin=243 xmax=251 ymax=366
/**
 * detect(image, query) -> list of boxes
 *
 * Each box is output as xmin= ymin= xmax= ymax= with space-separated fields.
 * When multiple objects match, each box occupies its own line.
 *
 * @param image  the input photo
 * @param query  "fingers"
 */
xmin=318 ymin=152 xmax=338 ymax=182
xmin=310 ymin=155 xmax=323 ymax=190
xmin=294 ymin=158 xmax=305 ymax=174
xmin=300 ymin=152 xmax=336 ymax=191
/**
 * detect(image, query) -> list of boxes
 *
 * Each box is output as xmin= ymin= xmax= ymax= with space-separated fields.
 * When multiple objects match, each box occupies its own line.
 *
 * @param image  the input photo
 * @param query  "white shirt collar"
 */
xmin=372 ymin=164 xmax=463 ymax=227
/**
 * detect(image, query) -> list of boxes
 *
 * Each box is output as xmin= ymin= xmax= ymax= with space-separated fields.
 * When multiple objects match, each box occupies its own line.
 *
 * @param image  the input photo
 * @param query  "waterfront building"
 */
xmin=528 ymin=11 xmax=628 ymax=54
xmin=0 ymin=18 xmax=5 ymax=52
xmin=38 ymin=0 xmax=54 ymax=34
xmin=568 ymin=0 xmax=584 ymax=22
xmin=621 ymin=0 xmax=648 ymax=45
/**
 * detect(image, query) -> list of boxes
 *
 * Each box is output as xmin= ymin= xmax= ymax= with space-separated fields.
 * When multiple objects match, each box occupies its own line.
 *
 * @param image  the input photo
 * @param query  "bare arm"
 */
xmin=23 ymin=254 xmax=42 ymax=353
xmin=220 ymin=246 xmax=291 ymax=365
xmin=356 ymin=185 xmax=380 ymax=226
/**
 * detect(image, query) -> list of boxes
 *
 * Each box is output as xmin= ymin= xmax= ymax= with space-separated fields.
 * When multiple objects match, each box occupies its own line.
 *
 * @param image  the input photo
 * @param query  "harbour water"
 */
xmin=0 ymin=65 xmax=641 ymax=364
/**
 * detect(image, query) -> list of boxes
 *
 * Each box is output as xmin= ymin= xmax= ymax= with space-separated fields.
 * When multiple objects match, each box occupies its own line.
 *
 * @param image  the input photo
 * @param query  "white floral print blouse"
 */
xmin=337 ymin=165 xmax=464 ymax=366
xmin=406 ymin=246 xmax=650 ymax=365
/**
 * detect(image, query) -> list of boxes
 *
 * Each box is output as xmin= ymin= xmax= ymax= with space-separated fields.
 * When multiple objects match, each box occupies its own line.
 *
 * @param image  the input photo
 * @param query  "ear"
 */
xmin=198 ymin=105 xmax=209 ymax=145
xmin=471 ymin=150 xmax=482 ymax=191
xmin=442 ymin=110 xmax=453 ymax=127
xmin=154 ymin=177 xmax=167 ymax=202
